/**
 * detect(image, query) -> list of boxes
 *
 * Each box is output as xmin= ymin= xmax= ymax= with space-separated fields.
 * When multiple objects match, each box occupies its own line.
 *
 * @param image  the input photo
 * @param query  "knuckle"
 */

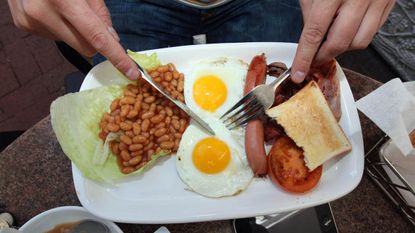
xmin=328 ymin=40 xmax=349 ymax=55
xmin=50 ymin=0 xmax=70 ymax=11
xmin=78 ymin=45 xmax=97 ymax=57
xmin=350 ymin=39 xmax=371 ymax=50
xmin=95 ymin=4 xmax=108 ymax=14
xmin=114 ymin=57 xmax=132 ymax=73
xmin=84 ymin=50 xmax=97 ymax=57
xmin=22 ymin=1 xmax=40 ymax=19
xmin=13 ymin=16 xmax=29 ymax=30
xmin=336 ymin=39 xmax=350 ymax=51
xmin=16 ymin=2 xmax=35 ymax=31
xmin=90 ymin=31 xmax=109 ymax=51
xmin=302 ymin=26 xmax=325 ymax=45
xmin=295 ymin=53 xmax=313 ymax=68
xmin=96 ymin=6 xmax=111 ymax=23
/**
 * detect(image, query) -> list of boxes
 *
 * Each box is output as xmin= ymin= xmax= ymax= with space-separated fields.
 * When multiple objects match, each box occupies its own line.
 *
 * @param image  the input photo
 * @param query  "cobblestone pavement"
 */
xmin=0 ymin=1 xmax=76 ymax=132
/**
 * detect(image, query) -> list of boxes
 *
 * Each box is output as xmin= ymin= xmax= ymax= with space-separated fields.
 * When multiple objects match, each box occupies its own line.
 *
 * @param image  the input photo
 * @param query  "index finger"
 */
xmin=54 ymin=0 xmax=139 ymax=80
xmin=292 ymin=0 xmax=341 ymax=83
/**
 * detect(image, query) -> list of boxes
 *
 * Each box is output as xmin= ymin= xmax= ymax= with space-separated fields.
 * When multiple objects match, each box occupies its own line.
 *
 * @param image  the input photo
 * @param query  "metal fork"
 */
xmin=220 ymin=67 xmax=291 ymax=129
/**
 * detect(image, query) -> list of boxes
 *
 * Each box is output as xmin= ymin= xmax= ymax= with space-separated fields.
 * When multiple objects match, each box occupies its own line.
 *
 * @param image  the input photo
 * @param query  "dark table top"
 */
xmin=0 ymin=69 xmax=414 ymax=233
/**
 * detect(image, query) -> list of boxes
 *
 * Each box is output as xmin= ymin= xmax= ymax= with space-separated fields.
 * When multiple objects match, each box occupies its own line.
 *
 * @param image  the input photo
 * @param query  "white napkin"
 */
xmin=356 ymin=78 xmax=415 ymax=156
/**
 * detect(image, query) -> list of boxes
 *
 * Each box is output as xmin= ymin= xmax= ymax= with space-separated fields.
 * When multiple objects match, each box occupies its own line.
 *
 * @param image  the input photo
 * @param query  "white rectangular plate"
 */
xmin=74 ymin=42 xmax=364 ymax=224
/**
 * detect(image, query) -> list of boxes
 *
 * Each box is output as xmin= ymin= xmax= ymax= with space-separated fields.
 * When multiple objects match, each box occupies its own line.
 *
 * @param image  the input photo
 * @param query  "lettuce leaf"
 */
xmin=50 ymin=85 xmax=169 ymax=184
xmin=93 ymin=132 xmax=120 ymax=166
xmin=127 ymin=50 xmax=161 ymax=71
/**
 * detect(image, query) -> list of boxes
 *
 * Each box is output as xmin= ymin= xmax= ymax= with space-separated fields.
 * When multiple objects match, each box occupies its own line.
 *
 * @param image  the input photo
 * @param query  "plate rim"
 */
xmin=73 ymin=42 xmax=364 ymax=223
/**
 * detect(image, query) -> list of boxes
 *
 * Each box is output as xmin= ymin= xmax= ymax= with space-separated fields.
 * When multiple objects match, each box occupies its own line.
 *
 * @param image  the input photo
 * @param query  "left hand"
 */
xmin=7 ymin=0 xmax=140 ymax=80
xmin=291 ymin=0 xmax=396 ymax=83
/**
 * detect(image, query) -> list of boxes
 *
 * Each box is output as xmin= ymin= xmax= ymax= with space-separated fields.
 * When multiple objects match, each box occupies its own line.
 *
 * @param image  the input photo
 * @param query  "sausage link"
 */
xmin=244 ymin=54 xmax=268 ymax=176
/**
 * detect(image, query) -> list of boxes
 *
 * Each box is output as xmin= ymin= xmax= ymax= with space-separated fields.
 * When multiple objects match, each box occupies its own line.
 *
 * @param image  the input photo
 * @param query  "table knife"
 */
xmin=134 ymin=61 xmax=215 ymax=135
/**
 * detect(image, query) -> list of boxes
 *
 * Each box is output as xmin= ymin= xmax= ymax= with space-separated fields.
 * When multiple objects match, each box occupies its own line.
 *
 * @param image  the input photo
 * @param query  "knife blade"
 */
xmin=134 ymin=61 xmax=215 ymax=135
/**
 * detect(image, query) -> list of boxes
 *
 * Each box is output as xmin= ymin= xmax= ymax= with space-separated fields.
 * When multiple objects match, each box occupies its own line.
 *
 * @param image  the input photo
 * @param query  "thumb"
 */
xmin=291 ymin=1 xmax=313 ymax=84
xmin=291 ymin=52 xmax=310 ymax=84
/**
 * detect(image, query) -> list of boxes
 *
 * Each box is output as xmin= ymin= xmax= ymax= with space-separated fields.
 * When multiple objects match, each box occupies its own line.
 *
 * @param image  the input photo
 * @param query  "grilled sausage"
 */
xmin=244 ymin=54 xmax=268 ymax=176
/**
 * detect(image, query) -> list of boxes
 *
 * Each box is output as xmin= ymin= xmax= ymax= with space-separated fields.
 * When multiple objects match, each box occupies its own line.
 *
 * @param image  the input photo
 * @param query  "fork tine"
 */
xmin=226 ymin=103 xmax=263 ymax=129
xmin=228 ymin=109 xmax=264 ymax=130
xmin=225 ymin=101 xmax=262 ymax=127
xmin=220 ymin=91 xmax=255 ymax=119
xmin=222 ymin=97 xmax=259 ymax=123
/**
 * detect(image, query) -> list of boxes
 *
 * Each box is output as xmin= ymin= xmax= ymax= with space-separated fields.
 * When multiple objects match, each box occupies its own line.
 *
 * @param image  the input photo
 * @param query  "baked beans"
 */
xmin=98 ymin=62 xmax=190 ymax=174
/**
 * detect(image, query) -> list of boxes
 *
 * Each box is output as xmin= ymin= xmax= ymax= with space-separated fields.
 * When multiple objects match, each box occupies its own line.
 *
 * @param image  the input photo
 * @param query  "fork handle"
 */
xmin=270 ymin=67 xmax=292 ymax=90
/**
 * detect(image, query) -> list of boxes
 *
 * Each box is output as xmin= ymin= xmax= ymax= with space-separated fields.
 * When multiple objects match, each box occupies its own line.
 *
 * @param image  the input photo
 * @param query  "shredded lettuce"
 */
xmin=50 ymin=85 xmax=169 ymax=184
xmin=93 ymin=132 xmax=120 ymax=165
xmin=127 ymin=50 xmax=161 ymax=71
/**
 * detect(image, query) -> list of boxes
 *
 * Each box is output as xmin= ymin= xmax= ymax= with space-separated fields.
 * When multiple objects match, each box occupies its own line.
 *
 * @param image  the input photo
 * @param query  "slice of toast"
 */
xmin=266 ymin=81 xmax=352 ymax=171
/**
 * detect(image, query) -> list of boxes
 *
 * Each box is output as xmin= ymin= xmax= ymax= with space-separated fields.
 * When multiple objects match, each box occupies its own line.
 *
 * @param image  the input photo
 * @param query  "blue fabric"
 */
xmin=94 ymin=0 xmax=303 ymax=64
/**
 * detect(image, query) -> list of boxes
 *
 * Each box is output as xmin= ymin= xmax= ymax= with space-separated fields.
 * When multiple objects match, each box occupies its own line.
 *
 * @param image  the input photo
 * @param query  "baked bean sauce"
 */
xmin=45 ymin=221 xmax=79 ymax=233
xmin=99 ymin=63 xmax=190 ymax=174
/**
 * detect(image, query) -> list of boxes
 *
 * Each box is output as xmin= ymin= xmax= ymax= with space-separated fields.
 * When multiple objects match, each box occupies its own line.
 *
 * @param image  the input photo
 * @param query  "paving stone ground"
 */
xmin=0 ymin=1 xmax=76 ymax=132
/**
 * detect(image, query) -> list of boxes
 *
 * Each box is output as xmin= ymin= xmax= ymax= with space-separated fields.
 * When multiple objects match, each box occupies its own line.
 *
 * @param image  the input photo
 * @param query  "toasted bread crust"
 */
xmin=266 ymin=81 xmax=352 ymax=171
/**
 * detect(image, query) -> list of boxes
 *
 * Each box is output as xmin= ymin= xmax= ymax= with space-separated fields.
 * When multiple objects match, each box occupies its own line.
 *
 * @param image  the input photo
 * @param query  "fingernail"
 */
xmin=108 ymin=26 xmax=120 ymax=41
xmin=291 ymin=71 xmax=305 ymax=83
xmin=126 ymin=68 xmax=139 ymax=80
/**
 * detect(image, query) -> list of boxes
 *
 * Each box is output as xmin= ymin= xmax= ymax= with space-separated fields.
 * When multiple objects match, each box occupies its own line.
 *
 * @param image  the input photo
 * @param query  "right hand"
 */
xmin=291 ymin=0 xmax=395 ymax=83
xmin=7 ymin=0 xmax=140 ymax=80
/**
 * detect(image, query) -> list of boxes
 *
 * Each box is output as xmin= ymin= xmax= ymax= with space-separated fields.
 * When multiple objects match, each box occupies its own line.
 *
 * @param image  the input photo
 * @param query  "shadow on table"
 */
xmin=0 ymin=131 xmax=25 ymax=153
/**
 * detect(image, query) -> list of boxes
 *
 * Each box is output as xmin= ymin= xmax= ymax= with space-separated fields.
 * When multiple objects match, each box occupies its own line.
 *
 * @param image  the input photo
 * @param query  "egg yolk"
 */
xmin=192 ymin=137 xmax=231 ymax=174
xmin=193 ymin=75 xmax=227 ymax=112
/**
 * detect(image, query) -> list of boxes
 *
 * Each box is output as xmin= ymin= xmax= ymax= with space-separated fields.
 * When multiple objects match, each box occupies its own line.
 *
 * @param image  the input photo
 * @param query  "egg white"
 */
xmin=184 ymin=57 xmax=248 ymax=118
xmin=176 ymin=117 xmax=253 ymax=198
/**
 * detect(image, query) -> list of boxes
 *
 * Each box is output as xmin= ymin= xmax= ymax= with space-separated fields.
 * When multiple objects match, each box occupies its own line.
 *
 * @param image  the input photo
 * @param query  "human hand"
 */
xmin=7 ymin=0 xmax=140 ymax=80
xmin=291 ymin=0 xmax=395 ymax=83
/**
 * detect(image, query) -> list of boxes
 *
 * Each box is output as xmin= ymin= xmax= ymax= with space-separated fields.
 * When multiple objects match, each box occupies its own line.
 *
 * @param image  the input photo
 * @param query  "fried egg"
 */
xmin=176 ymin=117 xmax=253 ymax=198
xmin=184 ymin=57 xmax=248 ymax=118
